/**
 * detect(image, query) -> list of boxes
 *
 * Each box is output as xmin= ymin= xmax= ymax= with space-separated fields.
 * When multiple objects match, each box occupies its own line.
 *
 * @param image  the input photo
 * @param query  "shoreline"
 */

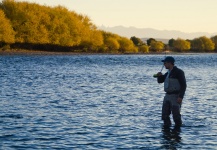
xmin=0 ymin=49 xmax=216 ymax=56
xmin=0 ymin=49 xmax=86 ymax=55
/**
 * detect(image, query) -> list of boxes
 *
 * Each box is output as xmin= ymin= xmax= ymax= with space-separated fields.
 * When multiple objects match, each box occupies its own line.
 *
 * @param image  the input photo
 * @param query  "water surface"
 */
xmin=0 ymin=54 xmax=217 ymax=149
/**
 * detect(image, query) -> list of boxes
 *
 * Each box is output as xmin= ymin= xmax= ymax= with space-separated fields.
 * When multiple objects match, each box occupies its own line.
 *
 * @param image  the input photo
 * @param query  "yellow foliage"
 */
xmin=174 ymin=38 xmax=190 ymax=51
xmin=0 ymin=9 xmax=15 ymax=43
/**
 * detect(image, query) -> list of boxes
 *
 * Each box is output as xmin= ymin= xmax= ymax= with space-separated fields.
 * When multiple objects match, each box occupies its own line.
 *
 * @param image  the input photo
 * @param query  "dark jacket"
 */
xmin=157 ymin=66 xmax=187 ymax=99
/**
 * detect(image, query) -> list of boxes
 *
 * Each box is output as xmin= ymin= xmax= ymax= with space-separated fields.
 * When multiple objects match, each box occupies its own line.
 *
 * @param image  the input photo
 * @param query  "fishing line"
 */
xmin=153 ymin=50 xmax=167 ymax=78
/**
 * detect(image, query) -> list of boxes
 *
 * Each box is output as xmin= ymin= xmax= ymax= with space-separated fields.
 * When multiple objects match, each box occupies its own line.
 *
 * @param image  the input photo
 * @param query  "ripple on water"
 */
xmin=0 ymin=54 xmax=217 ymax=149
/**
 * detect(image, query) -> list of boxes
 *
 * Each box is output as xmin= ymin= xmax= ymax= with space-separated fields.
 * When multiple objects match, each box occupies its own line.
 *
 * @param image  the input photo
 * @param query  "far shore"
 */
xmin=0 ymin=49 xmax=216 ymax=56
xmin=0 ymin=49 xmax=88 ymax=55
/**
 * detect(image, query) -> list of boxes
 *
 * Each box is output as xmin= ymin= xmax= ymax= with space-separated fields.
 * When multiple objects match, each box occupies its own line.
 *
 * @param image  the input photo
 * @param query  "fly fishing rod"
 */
xmin=153 ymin=50 xmax=167 ymax=78
xmin=153 ymin=63 xmax=164 ymax=78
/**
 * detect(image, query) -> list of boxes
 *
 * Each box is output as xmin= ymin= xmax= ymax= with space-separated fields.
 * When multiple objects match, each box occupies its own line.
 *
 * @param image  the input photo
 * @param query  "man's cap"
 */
xmin=161 ymin=56 xmax=175 ymax=63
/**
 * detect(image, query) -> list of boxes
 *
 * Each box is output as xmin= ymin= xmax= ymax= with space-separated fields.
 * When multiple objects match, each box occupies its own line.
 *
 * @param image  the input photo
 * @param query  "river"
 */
xmin=0 ymin=54 xmax=217 ymax=149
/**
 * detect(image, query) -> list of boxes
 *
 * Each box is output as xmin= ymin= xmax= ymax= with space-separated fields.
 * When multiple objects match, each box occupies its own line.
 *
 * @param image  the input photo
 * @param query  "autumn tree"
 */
xmin=173 ymin=38 xmax=191 ymax=51
xmin=101 ymin=31 xmax=122 ymax=53
xmin=138 ymin=45 xmax=149 ymax=53
xmin=47 ymin=6 xmax=81 ymax=46
xmin=147 ymin=38 xmax=156 ymax=46
xmin=104 ymin=37 xmax=119 ymax=53
xmin=190 ymin=38 xmax=203 ymax=51
xmin=130 ymin=36 xmax=143 ymax=46
xmin=118 ymin=37 xmax=138 ymax=53
xmin=1 ymin=0 xmax=50 ymax=44
xmin=0 ymin=9 xmax=15 ymax=46
xmin=200 ymin=36 xmax=215 ymax=51
xmin=191 ymin=36 xmax=215 ymax=51
xmin=211 ymin=35 xmax=217 ymax=50
xmin=80 ymin=28 xmax=104 ymax=52
xmin=168 ymin=38 xmax=175 ymax=47
xmin=150 ymin=40 xmax=164 ymax=52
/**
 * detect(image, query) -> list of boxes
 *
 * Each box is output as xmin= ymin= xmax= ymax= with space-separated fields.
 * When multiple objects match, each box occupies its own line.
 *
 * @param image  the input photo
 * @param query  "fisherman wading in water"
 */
xmin=156 ymin=56 xmax=187 ymax=127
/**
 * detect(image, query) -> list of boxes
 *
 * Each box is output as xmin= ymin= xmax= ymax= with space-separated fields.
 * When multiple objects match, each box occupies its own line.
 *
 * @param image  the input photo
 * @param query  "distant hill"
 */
xmin=98 ymin=25 xmax=217 ymax=41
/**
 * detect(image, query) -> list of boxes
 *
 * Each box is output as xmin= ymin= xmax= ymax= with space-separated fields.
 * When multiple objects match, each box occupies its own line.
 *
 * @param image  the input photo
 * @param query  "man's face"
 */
xmin=164 ymin=61 xmax=171 ymax=69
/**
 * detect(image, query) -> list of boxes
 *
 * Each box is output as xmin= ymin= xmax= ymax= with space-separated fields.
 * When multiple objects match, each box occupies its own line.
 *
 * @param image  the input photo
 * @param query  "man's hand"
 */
xmin=157 ymin=72 xmax=162 ymax=76
xmin=177 ymin=97 xmax=182 ymax=104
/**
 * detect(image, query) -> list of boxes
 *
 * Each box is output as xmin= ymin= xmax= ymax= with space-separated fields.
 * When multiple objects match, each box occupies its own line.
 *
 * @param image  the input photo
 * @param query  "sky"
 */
xmin=5 ymin=0 xmax=217 ymax=33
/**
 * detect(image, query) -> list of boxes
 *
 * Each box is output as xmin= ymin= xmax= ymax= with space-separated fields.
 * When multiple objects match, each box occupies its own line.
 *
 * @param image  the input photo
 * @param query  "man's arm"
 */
xmin=177 ymin=70 xmax=187 ymax=99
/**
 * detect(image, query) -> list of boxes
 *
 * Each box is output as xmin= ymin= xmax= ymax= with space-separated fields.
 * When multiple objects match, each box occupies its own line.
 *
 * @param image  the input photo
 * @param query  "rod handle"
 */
xmin=153 ymin=74 xmax=158 ymax=78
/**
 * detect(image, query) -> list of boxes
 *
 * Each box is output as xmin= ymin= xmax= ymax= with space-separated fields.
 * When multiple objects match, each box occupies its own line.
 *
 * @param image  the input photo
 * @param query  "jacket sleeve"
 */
xmin=177 ymin=70 xmax=187 ymax=99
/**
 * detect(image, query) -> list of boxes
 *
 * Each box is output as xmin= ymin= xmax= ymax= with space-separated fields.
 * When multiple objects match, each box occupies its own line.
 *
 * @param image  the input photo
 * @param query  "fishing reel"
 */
xmin=153 ymin=74 xmax=158 ymax=78
xmin=153 ymin=72 xmax=163 ymax=78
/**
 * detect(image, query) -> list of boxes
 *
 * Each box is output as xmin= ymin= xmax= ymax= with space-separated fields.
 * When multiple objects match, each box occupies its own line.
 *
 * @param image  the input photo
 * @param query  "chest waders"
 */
xmin=162 ymin=78 xmax=182 ymax=126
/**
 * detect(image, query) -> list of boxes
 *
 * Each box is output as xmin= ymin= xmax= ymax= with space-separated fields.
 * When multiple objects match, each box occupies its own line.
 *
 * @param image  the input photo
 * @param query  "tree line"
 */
xmin=161 ymin=36 xmax=216 ymax=52
xmin=131 ymin=36 xmax=217 ymax=53
xmin=0 ymin=0 xmax=137 ymax=53
xmin=0 ymin=0 xmax=217 ymax=53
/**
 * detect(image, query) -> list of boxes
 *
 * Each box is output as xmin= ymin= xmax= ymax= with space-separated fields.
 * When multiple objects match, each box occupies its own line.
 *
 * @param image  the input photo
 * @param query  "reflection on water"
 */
xmin=161 ymin=126 xmax=182 ymax=150
xmin=0 ymin=54 xmax=217 ymax=149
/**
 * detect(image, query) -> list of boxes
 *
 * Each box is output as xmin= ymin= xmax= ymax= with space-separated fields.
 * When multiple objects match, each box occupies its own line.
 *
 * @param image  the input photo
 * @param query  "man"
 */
xmin=156 ymin=56 xmax=186 ymax=127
